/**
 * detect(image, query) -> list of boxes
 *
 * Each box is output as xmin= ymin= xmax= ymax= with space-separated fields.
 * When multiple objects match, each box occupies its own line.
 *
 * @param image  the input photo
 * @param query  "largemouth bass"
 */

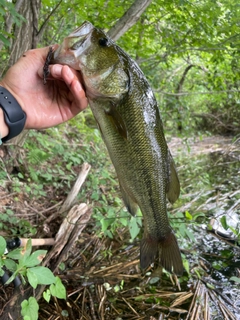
xmin=50 ymin=21 xmax=183 ymax=275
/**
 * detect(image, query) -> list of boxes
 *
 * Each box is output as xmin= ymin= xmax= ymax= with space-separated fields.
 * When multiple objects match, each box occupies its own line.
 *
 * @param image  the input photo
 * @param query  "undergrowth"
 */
xmin=0 ymin=110 xmax=240 ymax=319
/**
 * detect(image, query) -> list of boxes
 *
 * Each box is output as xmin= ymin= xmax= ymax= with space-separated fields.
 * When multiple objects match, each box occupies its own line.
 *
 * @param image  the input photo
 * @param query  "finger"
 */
xmin=37 ymin=45 xmax=60 ymax=80
xmin=47 ymin=64 xmax=64 ymax=80
xmin=39 ymin=64 xmax=78 ymax=81
xmin=61 ymin=66 xmax=88 ymax=112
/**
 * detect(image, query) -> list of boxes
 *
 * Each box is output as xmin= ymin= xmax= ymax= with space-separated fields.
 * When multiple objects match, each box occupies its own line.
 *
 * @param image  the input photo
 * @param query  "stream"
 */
xmin=169 ymin=135 xmax=240 ymax=319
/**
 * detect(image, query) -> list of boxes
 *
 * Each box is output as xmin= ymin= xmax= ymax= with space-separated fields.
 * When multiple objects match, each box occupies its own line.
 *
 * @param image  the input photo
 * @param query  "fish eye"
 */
xmin=98 ymin=37 xmax=109 ymax=47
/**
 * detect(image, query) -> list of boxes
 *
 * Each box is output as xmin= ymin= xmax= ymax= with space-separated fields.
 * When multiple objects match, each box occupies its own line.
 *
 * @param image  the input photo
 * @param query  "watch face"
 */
xmin=0 ymin=86 xmax=26 ymax=142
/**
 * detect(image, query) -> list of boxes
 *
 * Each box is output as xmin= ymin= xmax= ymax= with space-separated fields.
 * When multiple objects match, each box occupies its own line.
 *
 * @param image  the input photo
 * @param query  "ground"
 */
xmin=0 ymin=134 xmax=239 ymax=319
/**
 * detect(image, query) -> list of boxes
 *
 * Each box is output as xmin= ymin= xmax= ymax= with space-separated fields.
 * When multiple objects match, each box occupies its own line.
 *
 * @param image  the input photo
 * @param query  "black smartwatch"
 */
xmin=0 ymin=86 xmax=26 ymax=142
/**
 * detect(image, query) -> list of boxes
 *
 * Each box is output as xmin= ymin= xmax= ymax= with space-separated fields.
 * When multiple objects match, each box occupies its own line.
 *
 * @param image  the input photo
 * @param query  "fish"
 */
xmin=50 ymin=21 xmax=183 ymax=275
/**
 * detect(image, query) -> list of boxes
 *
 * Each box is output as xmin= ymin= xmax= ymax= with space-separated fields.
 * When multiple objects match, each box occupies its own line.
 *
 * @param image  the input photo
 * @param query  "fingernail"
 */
xmin=51 ymin=64 xmax=62 ymax=77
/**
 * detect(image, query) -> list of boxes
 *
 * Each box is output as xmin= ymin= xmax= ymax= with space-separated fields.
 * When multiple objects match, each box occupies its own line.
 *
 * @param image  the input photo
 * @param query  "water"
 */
xmin=169 ymin=136 xmax=240 ymax=319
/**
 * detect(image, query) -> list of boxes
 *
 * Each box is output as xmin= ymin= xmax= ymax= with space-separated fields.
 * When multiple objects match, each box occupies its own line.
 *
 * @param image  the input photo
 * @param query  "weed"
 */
xmin=0 ymin=237 xmax=66 ymax=319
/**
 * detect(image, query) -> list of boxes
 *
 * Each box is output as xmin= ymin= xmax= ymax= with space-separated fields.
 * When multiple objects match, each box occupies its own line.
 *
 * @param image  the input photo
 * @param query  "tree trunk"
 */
xmin=4 ymin=0 xmax=41 ymax=69
xmin=2 ymin=0 xmax=41 ymax=160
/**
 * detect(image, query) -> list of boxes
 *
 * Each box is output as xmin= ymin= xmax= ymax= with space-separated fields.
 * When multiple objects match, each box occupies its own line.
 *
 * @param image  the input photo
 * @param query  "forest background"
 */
xmin=0 ymin=0 xmax=239 ymax=319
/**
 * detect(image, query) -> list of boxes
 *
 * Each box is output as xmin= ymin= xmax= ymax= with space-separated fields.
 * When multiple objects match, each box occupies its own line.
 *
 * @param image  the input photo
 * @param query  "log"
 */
xmin=60 ymin=163 xmax=91 ymax=213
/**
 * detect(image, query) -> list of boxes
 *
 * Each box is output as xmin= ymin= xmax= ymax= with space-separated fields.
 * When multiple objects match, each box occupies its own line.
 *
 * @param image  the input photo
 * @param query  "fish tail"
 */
xmin=140 ymin=232 xmax=183 ymax=275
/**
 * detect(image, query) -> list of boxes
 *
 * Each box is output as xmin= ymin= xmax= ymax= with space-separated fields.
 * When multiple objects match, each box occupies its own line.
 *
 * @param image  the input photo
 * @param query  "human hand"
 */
xmin=0 ymin=46 xmax=88 ymax=130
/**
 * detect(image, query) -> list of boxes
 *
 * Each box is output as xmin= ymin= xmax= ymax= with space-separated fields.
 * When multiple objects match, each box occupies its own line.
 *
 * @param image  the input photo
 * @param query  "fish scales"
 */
xmin=50 ymin=21 xmax=183 ymax=275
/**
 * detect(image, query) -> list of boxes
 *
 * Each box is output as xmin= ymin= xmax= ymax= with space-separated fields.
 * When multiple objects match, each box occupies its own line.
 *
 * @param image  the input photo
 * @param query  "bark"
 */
xmin=1 ymin=0 xmax=41 ymax=161
xmin=107 ymin=0 xmax=153 ymax=41
xmin=8 ymin=0 xmax=41 ymax=68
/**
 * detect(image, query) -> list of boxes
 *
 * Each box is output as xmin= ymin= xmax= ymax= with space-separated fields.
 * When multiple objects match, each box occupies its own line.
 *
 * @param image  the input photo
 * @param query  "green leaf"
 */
xmin=7 ymin=248 xmax=23 ymax=260
xmin=18 ymin=172 xmax=24 ymax=179
xmin=21 ymin=297 xmax=39 ymax=320
xmin=100 ymin=218 xmax=115 ymax=232
xmin=183 ymin=258 xmax=190 ymax=275
xmin=24 ymin=250 xmax=47 ymax=267
xmin=220 ymin=216 xmax=228 ymax=230
xmin=22 ymin=239 xmax=32 ymax=260
xmin=129 ymin=216 xmax=141 ymax=240
xmin=27 ymin=268 xmax=38 ymax=289
xmin=185 ymin=228 xmax=195 ymax=241
xmin=0 ymin=236 xmax=6 ymax=255
xmin=61 ymin=310 xmax=69 ymax=317
xmin=50 ymin=276 xmax=66 ymax=299
xmin=0 ymin=34 xmax=10 ymax=46
xmin=43 ymin=289 xmax=51 ymax=303
xmin=230 ymin=276 xmax=240 ymax=283
xmin=185 ymin=211 xmax=192 ymax=220
xmin=119 ymin=217 xmax=128 ymax=227
xmin=29 ymin=266 xmax=55 ymax=285
xmin=229 ymin=226 xmax=238 ymax=236
xmin=5 ymin=271 xmax=18 ymax=285
xmin=4 ymin=258 xmax=17 ymax=272
xmin=149 ymin=277 xmax=160 ymax=284
xmin=0 ymin=267 xmax=5 ymax=277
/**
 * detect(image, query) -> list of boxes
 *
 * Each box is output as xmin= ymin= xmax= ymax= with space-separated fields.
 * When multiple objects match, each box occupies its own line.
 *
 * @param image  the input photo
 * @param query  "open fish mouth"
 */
xmin=53 ymin=21 xmax=94 ymax=62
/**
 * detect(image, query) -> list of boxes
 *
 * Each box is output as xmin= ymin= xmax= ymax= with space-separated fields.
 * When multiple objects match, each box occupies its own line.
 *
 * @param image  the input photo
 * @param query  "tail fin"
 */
xmin=140 ymin=232 xmax=183 ymax=275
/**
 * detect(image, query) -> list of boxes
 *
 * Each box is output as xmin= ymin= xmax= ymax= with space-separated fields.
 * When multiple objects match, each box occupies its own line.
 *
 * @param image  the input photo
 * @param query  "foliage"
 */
xmin=0 ymin=207 xmax=37 ymax=237
xmin=1 ymin=1 xmax=240 ymax=317
xmin=0 ymin=237 xmax=66 ymax=319
xmin=37 ymin=0 xmax=240 ymax=135
xmin=0 ymin=0 xmax=239 ymax=133
xmin=0 ymin=0 xmax=25 ymax=47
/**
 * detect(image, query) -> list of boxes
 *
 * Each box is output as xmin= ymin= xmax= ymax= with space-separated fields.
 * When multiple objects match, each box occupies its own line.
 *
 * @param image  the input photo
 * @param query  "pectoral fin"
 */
xmin=105 ymin=105 xmax=128 ymax=139
xmin=119 ymin=183 xmax=138 ymax=216
xmin=166 ymin=152 xmax=180 ymax=204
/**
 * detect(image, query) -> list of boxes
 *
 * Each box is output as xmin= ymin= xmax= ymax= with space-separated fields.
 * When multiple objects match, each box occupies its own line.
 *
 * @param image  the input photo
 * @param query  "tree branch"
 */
xmin=37 ymin=0 xmax=62 ymax=42
xmin=107 ymin=0 xmax=153 ymax=41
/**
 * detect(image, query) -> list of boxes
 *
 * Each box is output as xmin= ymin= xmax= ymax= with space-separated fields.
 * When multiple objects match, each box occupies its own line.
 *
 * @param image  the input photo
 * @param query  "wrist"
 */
xmin=0 ymin=84 xmax=26 ymax=142
xmin=0 ymin=108 xmax=9 ymax=139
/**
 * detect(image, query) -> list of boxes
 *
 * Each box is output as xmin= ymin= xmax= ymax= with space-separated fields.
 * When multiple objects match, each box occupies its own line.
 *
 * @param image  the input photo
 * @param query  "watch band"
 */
xmin=0 ymin=86 xmax=26 ymax=142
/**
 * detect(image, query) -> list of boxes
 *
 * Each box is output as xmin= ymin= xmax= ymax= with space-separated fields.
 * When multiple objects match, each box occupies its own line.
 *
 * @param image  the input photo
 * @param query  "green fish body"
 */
xmin=51 ymin=21 xmax=183 ymax=275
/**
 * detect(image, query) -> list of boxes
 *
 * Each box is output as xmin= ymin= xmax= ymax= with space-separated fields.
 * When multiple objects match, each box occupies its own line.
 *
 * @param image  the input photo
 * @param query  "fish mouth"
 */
xmin=53 ymin=21 xmax=94 ymax=61
xmin=68 ymin=21 xmax=94 ymax=39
